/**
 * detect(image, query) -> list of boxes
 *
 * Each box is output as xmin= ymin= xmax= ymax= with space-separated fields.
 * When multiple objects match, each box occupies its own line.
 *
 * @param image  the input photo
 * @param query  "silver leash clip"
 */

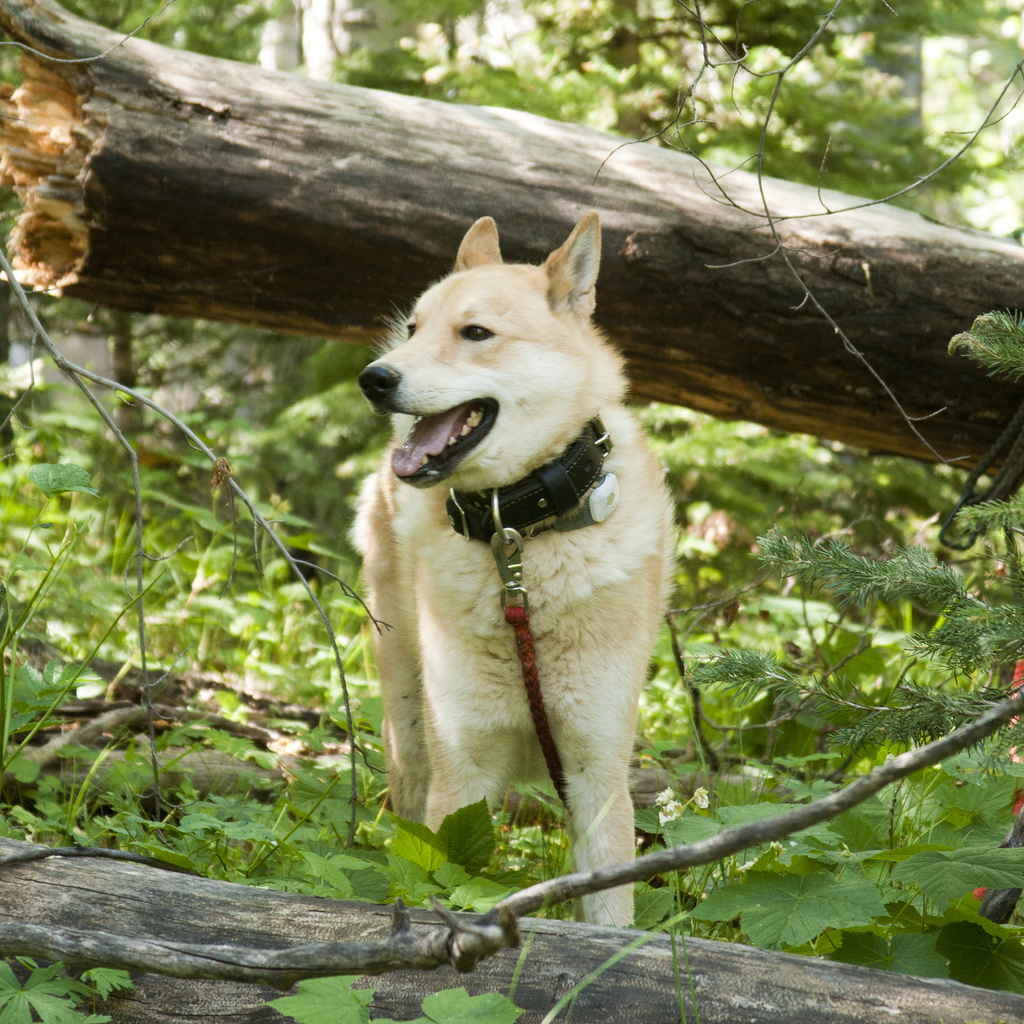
xmin=490 ymin=488 xmax=528 ymax=611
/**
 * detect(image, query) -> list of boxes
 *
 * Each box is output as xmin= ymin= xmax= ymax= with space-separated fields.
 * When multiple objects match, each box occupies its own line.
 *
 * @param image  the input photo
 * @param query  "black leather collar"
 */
xmin=446 ymin=418 xmax=612 ymax=542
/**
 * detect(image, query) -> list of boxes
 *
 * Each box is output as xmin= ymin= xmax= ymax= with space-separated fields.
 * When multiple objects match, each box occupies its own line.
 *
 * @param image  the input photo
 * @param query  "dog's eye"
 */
xmin=461 ymin=324 xmax=494 ymax=342
xmin=406 ymin=323 xmax=416 ymax=336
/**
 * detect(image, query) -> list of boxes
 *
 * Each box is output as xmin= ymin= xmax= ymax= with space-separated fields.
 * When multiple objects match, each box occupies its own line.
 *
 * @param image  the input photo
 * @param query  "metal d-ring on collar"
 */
xmin=489 ymin=489 xmax=528 ymax=612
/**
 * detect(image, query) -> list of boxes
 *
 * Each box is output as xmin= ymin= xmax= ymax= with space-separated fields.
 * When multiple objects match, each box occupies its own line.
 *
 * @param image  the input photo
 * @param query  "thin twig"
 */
xmin=0 ymin=0 xmax=178 ymax=65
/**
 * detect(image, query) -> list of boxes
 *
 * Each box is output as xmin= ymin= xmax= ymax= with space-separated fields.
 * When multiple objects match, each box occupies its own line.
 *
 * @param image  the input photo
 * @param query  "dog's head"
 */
xmin=358 ymin=212 xmax=625 ymax=491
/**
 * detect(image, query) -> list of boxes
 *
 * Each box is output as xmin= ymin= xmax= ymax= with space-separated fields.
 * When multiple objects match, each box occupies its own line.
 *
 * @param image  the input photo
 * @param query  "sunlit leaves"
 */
xmin=27 ymin=464 xmax=98 ymax=499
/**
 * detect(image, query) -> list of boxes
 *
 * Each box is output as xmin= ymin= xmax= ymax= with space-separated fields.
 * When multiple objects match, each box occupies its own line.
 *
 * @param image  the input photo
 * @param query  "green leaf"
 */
xmin=634 ymin=886 xmax=675 ymax=929
xmin=692 ymin=871 xmax=886 ymax=949
xmin=436 ymin=801 xmax=495 ymax=874
xmin=301 ymin=852 xmax=354 ymax=897
xmin=5 ymin=756 xmax=39 ymax=785
xmin=385 ymin=854 xmax=443 ymax=905
xmin=420 ymin=988 xmax=522 ymax=1024
xmin=27 ymin=464 xmax=99 ymax=499
xmin=0 ymin=960 xmax=102 ymax=1024
xmin=866 ymin=844 xmax=953 ymax=864
xmin=392 ymin=818 xmax=446 ymax=872
xmin=890 ymin=847 xmax=1024 ymax=910
xmin=661 ymin=813 xmax=721 ymax=847
xmin=830 ymin=931 xmax=948 ymax=977
xmin=79 ymin=969 xmax=134 ymax=1000
xmin=433 ymin=862 xmax=473 ymax=890
xmin=718 ymin=804 xmax=838 ymax=847
xmin=446 ymin=877 xmax=512 ymax=913
xmin=936 ymin=922 xmax=1024 ymax=993
xmin=268 ymin=976 xmax=374 ymax=1024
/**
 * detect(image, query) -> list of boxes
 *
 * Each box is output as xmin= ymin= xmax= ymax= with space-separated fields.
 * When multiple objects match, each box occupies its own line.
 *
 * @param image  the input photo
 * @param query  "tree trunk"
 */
xmin=0 ymin=0 xmax=1023 ymax=466
xmin=0 ymin=836 xmax=1021 ymax=1023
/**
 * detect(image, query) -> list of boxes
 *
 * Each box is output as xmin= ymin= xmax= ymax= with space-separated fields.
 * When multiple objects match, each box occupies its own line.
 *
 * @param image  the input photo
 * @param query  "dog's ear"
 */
xmin=545 ymin=212 xmax=601 ymax=316
xmin=455 ymin=217 xmax=503 ymax=272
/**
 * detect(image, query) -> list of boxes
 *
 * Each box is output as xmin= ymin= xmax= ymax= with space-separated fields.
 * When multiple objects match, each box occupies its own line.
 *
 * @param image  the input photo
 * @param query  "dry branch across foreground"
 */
xmin=1 ymin=0 xmax=1024 ymax=465
xmin=0 ymin=836 xmax=1022 ymax=1023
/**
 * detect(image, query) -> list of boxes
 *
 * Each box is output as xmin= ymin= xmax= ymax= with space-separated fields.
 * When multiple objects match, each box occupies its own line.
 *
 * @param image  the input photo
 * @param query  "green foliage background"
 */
xmin=1 ymin=0 xmax=1024 ymax=1014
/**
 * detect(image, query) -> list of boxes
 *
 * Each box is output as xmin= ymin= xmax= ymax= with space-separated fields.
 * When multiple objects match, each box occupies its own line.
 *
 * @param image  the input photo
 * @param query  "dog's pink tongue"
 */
xmin=392 ymin=405 xmax=471 ymax=477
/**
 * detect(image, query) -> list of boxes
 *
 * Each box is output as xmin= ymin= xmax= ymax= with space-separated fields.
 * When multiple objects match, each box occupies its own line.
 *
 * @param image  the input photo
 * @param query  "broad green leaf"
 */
xmin=436 ymin=801 xmax=495 ymax=874
xmin=178 ymin=813 xmax=229 ymax=835
xmin=219 ymin=820 xmax=279 ymax=843
xmin=5 ymin=756 xmax=39 ymax=785
xmin=27 ymin=464 xmax=99 ymax=499
xmin=662 ymin=813 xmax=721 ymax=847
xmin=268 ymin=976 xmax=374 ymax=1024
xmin=718 ymin=804 xmax=839 ymax=848
xmin=936 ymin=922 xmax=1024 ymax=993
xmin=830 ymin=931 xmax=948 ymax=977
xmin=79 ymin=970 xmax=134 ymax=1000
xmin=420 ymin=988 xmax=522 ymax=1024
xmin=692 ymin=870 xmax=886 ymax=949
xmin=447 ymin=877 xmax=512 ymax=913
xmin=634 ymin=886 xmax=675 ymax=929
xmin=392 ymin=817 xmax=446 ymax=872
xmin=434 ymin=862 xmax=473 ymax=889
xmin=829 ymin=798 xmax=891 ymax=852
xmin=0 ymin=961 xmax=103 ymax=1024
xmin=386 ymin=854 xmax=443 ymax=905
xmin=891 ymin=847 xmax=1024 ymax=910
xmin=301 ymin=852 xmax=354 ymax=897
xmin=866 ymin=844 xmax=953 ymax=864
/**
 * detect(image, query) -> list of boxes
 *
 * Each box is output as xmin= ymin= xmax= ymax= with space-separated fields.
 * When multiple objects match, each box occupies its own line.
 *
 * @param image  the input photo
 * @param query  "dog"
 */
xmin=353 ymin=212 xmax=674 ymax=926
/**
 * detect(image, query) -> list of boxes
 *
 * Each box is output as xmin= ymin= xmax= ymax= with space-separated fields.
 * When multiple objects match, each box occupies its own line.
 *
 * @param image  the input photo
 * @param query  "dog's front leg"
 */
xmin=563 ymin=752 xmax=637 ymax=927
xmin=353 ymin=469 xmax=431 ymax=822
xmin=422 ymin=721 xmax=515 ymax=831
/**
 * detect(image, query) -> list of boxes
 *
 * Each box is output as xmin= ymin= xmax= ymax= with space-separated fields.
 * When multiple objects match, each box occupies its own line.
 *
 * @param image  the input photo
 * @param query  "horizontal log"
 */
xmin=0 ymin=0 xmax=1023 ymax=465
xmin=0 ymin=836 xmax=1022 ymax=1023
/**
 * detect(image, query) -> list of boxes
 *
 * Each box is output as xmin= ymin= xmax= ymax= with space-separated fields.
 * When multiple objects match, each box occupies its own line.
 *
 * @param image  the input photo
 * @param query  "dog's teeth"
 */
xmin=460 ymin=424 xmax=471 ymax=436
xmin=466 ymin=409 xmax=482 ymax=428
xmin=420 ymin=454 xmax=429 ymax=466
xmin=447 ymin=436 xmax=458 ymax=446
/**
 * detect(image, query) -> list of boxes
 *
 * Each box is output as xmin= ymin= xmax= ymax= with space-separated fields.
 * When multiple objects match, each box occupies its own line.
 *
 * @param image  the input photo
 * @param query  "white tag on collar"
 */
xmin=589 ymin=473 xmax=619 ymax=523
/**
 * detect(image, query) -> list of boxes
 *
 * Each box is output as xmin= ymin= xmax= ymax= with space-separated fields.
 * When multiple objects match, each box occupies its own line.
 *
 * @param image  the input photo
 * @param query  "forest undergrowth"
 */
xmin=4 ymin=300 xmax=1024 ymax=1017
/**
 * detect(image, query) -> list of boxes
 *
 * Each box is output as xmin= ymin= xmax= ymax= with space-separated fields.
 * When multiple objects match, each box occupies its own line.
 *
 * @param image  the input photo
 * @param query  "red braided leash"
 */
xmin=504 ymin=603 xmax=569 ymax=809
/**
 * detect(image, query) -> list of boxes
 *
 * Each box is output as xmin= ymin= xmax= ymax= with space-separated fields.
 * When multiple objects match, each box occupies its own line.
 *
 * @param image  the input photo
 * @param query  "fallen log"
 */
xmin=0 ymin=835 xmax=1022 ymax=1023
xmin=1 ymin=0 xmax=1023 ymax=466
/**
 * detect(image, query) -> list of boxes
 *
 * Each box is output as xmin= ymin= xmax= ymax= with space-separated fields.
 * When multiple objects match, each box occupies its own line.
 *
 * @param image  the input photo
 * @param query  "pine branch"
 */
xmin=958 ymin=491 xmax=1024 ymax=533
xmin=757 ymin=530 xmax=969 ymax=610
xmin=687 ymin=648 xmax=797 ymax=702
xmin=950 ymin=311 xmax=1024 ymax=382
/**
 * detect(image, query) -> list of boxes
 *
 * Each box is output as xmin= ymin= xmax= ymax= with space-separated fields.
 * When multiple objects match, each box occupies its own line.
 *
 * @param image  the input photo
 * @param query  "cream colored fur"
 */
xmin=353 ymin=213 xmax=674 ymax=926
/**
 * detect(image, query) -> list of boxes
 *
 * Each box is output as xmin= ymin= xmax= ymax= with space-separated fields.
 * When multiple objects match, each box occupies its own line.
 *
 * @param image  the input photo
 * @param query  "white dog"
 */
xmin=354 ymin=212 xmax=674 ymax=925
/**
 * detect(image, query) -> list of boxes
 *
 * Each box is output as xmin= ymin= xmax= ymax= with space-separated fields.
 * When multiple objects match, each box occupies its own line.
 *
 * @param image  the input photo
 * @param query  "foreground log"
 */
xmin=1 ymin=0 xmax=1023 ymax=466
xmin=0 ymin=836 xmax=1022 ymax=1024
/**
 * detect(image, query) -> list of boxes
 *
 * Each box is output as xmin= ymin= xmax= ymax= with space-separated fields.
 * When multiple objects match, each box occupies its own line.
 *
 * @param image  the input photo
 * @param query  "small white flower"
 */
xmin=692 ymin=786 xmax=709 ymax=809
xmin=658 ymin=799 xmax=684 ymax=824
xmin=655 ymin=788 xmax=675 ymax=807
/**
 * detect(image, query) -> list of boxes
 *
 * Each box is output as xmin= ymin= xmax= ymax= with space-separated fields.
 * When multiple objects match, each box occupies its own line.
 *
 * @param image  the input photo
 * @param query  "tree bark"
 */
xmin=0 ymin=0 xmax=1023 ymax=465
xmin=0 ymin=836 xmax=1022 ymax=1024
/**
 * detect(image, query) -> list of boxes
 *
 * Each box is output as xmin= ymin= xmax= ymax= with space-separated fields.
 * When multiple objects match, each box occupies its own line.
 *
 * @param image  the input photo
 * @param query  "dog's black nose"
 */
xmin=358 ymin=364 xmax=401 ymax=404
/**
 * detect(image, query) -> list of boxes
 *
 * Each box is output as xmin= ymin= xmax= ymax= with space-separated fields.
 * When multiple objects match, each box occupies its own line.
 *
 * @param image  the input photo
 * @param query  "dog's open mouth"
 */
xmin=391 ymin=398 xmax=497 ymax=485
